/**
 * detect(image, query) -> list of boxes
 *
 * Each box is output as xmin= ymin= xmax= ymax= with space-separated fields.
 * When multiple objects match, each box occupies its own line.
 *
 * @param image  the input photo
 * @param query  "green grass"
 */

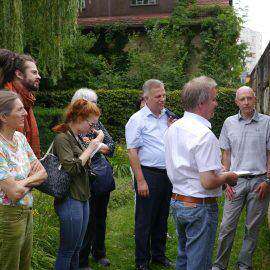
xmin=32 ymin=176 xmax=270 ymax=270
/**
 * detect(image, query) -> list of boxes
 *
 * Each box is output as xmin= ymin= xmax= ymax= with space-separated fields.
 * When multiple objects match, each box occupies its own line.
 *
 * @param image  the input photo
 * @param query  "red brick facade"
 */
xmin=78 ymin=0 xmax=232 ymax=27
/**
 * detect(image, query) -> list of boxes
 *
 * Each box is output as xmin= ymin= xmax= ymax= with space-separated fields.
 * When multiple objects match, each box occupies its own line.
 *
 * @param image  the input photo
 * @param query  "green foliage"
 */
xmin=109 ymin=145 xmax=131 ymax=178
xmin=0 ymin=0 xmax=85 ymax=82
xmin=199 ymin=6 xmax=247 ymax=86
xmin=45 ymin=32 xmax=111 ymax=90
xmin=35 ymin=88 xmax=238 ymax=150
xmin=125 ymin=26 xmax=188 ymax=90
xmin=127 ymin=1 xmax=247 ymax=89
xmin=34 ymin=107 xmax=63 ymax=152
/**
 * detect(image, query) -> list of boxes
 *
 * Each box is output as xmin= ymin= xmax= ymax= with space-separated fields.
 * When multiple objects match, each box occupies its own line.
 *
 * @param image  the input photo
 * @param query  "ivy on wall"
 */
xmin=30 ymin=0 xmax=246 ymax=91
xmin=129 ymin=0 xmax=247 ymax=89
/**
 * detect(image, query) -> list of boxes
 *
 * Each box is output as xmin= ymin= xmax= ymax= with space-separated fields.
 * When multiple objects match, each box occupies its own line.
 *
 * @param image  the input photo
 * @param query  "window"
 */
xmin=131 ymin=0 xmax=158 ymax=6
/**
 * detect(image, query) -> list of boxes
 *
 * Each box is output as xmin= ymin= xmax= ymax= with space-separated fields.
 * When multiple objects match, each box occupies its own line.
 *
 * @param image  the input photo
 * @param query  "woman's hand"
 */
xmin=23 ymin=160 xmax=47 ymax=187
xmin=93 ymin=129 xmax=104 ymax=142
xmin=0 ymin=178 xmax=29 ymax=202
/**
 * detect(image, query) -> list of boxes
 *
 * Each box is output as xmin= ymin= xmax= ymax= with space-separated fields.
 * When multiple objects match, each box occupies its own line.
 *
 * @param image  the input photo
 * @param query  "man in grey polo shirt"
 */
xmin=212 ymin=86 xmax=270 ymax=270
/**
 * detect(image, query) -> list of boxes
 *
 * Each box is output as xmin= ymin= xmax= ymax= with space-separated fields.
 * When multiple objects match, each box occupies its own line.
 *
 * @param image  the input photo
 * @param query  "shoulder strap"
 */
xmin=40 ymin=141 xmax=54 ymax=161
xmin=67 ymin=130 xmax=84 ymax=151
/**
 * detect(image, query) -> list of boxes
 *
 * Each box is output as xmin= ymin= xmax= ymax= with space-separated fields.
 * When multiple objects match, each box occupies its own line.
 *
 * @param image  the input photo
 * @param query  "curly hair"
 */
xmin=0 ymin=49 xmax=18 ymax=87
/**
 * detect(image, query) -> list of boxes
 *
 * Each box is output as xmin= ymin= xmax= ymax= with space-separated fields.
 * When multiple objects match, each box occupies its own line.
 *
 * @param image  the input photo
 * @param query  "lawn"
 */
xmin=31 ymin=175 xmax=270 ymax=270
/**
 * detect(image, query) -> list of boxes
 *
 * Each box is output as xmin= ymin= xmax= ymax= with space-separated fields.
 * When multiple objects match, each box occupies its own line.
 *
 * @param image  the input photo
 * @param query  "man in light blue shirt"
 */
xmin=126 ymin=79 xmax=173 ymax=270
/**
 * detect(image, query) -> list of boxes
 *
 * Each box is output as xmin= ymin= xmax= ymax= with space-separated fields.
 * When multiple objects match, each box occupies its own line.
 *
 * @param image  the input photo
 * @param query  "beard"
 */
xmin=21 ymin=78 xmax=39 ymax=92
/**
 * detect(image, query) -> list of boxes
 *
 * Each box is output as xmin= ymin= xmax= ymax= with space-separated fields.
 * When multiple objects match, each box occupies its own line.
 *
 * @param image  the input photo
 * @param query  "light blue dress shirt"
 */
xmin=125 ymin=105 xmax=168 ymax=169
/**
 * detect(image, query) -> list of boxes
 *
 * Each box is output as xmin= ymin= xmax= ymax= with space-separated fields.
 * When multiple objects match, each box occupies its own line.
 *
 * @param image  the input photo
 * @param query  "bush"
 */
xmin=35 ymin=88 xmax=237 ymax=151
xmin=34 ymin=107 xmax=63 ymax=152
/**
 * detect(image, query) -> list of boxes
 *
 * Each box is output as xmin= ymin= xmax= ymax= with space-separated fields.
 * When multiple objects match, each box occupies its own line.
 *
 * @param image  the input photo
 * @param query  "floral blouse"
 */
xmin=0 ymin=131 xmax=37 ymax=207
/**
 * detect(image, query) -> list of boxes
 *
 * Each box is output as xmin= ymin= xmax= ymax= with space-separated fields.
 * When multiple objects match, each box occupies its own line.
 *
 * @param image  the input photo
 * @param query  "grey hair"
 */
xmin=71 ymin=88 xmax=98 ymax=104
xmin=236 ymin=86 xmax=255 ymax=98
xmin=181 ymin=76 xmax=217 ymax=111
xmin=142 ymin=79 xmax=164 ymax=95
xmin=0 ymin=90 xmax=19 ymax=129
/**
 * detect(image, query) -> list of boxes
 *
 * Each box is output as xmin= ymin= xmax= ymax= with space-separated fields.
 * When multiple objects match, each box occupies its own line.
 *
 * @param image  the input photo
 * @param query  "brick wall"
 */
xmin=79 ymin=0 xmax=231 ymax=25
xmin=80 ymin=0 xmax=231 ymax=18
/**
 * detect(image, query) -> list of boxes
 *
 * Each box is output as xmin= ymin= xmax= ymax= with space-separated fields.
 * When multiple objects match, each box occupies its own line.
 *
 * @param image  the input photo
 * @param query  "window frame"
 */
xmin=130 ymin=0 xmax=158 ymax=7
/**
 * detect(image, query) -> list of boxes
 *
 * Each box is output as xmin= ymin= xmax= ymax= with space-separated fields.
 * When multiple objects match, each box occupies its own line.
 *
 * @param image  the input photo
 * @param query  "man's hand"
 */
xmin=225 ymin=184 xmax=236 ymax=200
xmin=224 ymin=171 xmax=238 ymax=187
xmin=167 ymin=117 xmax=177 ymax=127
xmin=254 ymin=181 xmax=270 ymax=201
xmin=137 ymin=179 xmax=149 ymax=198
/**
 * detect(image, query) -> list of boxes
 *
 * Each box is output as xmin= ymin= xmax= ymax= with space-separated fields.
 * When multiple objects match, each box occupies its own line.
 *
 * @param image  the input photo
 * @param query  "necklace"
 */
xmin=0 ymin=132 xmax=18 ymax=148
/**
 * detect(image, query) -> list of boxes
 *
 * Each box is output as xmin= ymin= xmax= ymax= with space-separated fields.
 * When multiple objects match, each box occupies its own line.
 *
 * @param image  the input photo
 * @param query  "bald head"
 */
xmin=235 ymin=86 xmax=256 ymax=119
xmin=236 ymin=86 xmax=255 ymax=99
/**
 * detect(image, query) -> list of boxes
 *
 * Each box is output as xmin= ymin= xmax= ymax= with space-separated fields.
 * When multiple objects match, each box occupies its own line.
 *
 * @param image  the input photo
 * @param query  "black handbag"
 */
xmin=36 ymin=142 xmax=71 ymax=198
xmin=89 ymin=155 xmax=115 ymax=195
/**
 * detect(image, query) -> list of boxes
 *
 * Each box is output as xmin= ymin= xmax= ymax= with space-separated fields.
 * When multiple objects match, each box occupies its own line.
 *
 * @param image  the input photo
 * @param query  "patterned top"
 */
xmin=0 ymin=131 xmax=37 ymax=207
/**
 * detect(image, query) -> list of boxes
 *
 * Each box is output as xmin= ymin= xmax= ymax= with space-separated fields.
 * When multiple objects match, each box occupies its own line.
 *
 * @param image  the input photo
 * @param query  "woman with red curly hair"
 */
xmin=52 ymin=99 xmax=104 ymax=270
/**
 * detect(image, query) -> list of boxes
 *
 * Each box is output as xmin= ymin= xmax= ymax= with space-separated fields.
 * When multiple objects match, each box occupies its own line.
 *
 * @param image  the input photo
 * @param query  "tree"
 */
xmin=0 ymin=0 xmax=85 ymax=82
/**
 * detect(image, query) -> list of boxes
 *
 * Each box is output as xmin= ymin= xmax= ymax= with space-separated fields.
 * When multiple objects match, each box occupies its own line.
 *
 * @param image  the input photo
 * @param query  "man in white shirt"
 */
xmin=164 ymin=76 xmax=238 ymax=270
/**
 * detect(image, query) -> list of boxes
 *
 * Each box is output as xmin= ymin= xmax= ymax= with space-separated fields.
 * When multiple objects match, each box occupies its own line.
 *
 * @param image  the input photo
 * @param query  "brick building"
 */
xmin=78 ymin=0 xmax=233 ymax=27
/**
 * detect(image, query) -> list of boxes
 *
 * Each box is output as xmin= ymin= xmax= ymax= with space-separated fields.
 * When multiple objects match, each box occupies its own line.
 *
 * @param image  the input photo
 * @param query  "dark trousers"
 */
xmin=135 ymin=167 xmax=172 ymax=266
xmin=79 ymin=192 xmax=110 ymax=267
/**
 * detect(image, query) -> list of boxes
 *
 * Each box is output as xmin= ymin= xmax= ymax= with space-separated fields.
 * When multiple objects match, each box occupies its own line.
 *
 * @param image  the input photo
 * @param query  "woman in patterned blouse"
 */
xmin=0 ymin=90 xmax=47 ymax=270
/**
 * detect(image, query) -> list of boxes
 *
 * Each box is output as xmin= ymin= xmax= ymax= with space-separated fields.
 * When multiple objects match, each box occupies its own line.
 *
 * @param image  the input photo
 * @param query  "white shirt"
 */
xmin=164 ymin=112 xmax=222 ymax=198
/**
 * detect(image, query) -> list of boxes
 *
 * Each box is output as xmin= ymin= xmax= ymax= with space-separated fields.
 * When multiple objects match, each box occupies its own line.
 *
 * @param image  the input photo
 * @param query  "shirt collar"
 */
xmin=142 ymin=105 xmax=166 ymax=118
xmin=238 ymin=110 xmax=259 ymax=122
xmin=183 ymin=111 xmax=212 ymax=129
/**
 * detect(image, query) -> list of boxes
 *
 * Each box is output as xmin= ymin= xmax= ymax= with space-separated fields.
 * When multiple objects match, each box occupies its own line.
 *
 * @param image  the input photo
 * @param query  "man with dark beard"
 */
xmin=3 ymin=53 xmax=41 ymax=158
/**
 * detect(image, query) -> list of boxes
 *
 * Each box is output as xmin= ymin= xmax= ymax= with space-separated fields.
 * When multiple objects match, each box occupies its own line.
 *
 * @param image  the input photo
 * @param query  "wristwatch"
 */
xmin=264 ymin=178 xmax=270 ymax=186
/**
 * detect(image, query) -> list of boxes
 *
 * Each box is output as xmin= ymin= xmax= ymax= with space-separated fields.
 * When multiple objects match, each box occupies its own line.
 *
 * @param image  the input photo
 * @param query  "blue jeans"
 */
xmin=170 ymin=199 xmax=218 ymax=270
xmin=54 ymin=197 xmax=89 ymax=270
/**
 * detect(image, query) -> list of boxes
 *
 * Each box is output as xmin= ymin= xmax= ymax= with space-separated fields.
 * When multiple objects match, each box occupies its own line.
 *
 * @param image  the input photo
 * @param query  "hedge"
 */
xmin=35 ymin=88 xmax=238 ymax=152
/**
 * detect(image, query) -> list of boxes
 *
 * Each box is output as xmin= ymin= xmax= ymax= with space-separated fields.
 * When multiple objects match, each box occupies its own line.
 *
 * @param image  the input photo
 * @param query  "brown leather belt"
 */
xmin=172 ymin=193 xmax=217 ymax=204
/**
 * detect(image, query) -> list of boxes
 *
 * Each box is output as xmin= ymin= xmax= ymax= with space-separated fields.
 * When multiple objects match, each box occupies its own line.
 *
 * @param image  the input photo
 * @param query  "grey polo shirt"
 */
xmin=219 ymin=111 xmax=270 ymax=174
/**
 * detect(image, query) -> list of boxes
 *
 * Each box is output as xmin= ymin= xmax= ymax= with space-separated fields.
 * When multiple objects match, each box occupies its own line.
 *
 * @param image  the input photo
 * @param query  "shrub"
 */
xmin=35 ymin=88 xmax=237 ymax=151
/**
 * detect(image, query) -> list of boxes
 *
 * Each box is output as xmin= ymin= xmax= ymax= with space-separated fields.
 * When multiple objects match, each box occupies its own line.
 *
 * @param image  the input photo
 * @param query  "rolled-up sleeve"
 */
xmin=219 ymin=121 xmax=230 ymax=150
xmin=125 ymin=116 xmax=143 ymax=149
xmin=195 ymin=132 xmax=222 ymax=173
xmin=53 ymin=134 xmax=85 ymax=177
